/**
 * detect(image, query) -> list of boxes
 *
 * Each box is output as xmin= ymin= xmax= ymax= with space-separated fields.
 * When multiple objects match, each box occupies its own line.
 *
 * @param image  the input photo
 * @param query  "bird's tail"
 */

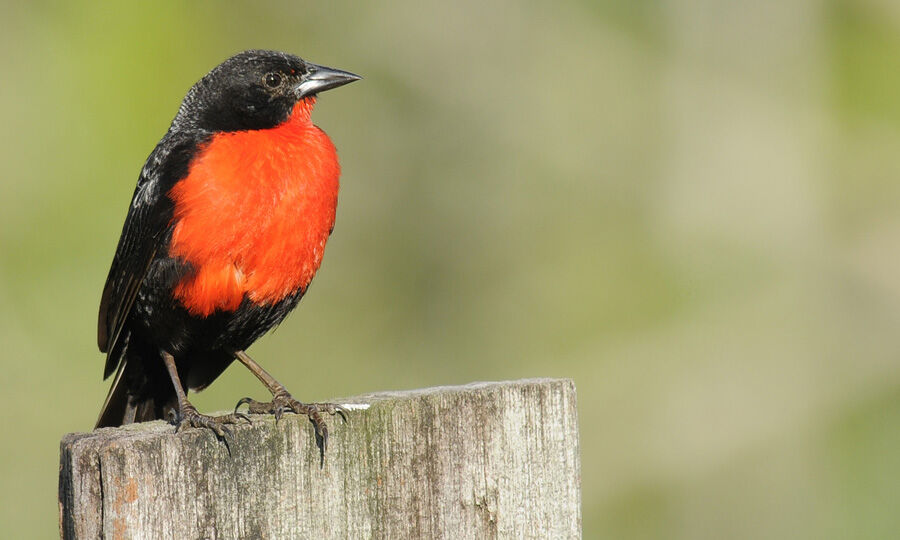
xmin=95 ymin=342 xmax=176 ymax=428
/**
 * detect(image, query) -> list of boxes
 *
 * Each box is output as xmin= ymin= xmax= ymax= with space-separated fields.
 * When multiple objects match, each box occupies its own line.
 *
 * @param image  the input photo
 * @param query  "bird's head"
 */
xmin=175 ymin=50 xmax=360 ymax=133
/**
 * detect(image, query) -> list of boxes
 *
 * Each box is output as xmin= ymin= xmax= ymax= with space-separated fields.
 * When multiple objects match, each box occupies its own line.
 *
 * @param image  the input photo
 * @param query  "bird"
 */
xmin=95 ymin=50 xmax=360 ymax=450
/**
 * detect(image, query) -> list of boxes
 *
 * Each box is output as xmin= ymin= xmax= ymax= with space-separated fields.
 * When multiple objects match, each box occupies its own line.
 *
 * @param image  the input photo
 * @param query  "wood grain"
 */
xmin=59 ymin=378 xmax=580 ymax=539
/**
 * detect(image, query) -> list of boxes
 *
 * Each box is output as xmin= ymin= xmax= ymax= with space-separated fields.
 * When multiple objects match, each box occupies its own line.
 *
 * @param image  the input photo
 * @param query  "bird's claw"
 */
xmin=233 ymin=393 xmax=349 ymax=454
xmin=173 ymin=403 xmax=248 ymax=445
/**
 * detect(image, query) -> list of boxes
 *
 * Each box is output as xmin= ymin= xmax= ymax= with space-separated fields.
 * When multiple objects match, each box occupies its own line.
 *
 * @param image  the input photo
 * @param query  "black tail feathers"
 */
xmin=95 ymin=352 xmax=177 ymax=428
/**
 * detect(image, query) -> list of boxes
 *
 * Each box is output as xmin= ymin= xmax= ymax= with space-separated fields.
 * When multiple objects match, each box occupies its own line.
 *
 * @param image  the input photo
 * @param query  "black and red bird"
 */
xmin=96 ymin=50 xmax=360 ymax=447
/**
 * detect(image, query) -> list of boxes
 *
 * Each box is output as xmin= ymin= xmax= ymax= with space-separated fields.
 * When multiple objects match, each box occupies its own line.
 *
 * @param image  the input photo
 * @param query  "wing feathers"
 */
xmin=97 ymin=135 xmax=199 ymax=378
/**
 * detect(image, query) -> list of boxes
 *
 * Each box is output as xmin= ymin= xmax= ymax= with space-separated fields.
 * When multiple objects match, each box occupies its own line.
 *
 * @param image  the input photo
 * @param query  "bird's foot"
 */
xmin=173 ymin=402 xmax=250 ymax=441
xmin=235 ymin=392 xmax=348 ymax=453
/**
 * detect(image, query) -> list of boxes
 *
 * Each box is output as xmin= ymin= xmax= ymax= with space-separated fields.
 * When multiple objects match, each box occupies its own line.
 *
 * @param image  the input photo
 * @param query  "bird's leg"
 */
xmin=231 ymin=350 xmax=348 ymax=452
xmin=161 ymin=351 xmax=248 ymax=440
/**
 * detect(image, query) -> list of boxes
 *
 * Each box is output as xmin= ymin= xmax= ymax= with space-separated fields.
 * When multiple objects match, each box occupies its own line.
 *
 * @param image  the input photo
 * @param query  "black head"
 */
xmin=173 ymin=50 xmax=360 ymax=133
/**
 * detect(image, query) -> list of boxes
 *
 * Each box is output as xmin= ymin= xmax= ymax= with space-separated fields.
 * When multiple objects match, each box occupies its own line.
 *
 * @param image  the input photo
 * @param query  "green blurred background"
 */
xmin=2 ymin=0 xmax=899 ymax=537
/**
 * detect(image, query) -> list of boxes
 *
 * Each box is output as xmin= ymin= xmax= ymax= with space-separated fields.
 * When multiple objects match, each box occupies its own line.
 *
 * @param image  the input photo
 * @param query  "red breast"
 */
xmin=168 ymin=98 xmax=339 ymax=316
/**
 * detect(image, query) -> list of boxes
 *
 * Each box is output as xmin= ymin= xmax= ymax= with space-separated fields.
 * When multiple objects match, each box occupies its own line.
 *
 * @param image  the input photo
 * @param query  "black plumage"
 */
xmin=95 ymin=50 xmax=360 ymax=445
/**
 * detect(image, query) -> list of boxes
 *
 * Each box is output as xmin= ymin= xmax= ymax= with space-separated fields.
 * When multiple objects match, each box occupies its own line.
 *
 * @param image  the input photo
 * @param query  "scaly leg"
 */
xmin=161 ymin=351 xmax=248 ymax=439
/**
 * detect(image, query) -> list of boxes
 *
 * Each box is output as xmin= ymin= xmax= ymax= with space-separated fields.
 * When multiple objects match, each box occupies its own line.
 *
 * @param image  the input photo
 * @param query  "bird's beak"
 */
xmin=294 ymin=63 xmax=362 ymax=99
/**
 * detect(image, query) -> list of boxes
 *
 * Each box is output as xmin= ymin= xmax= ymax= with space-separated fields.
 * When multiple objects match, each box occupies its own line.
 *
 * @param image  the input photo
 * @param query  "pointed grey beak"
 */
xmin=294 ymin=63 xmax=362 ymax=98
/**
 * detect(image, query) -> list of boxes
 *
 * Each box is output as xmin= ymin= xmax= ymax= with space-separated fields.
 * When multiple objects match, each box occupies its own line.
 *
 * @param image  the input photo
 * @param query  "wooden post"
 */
xmin=59 ymin=378 xmax=580 ymax=539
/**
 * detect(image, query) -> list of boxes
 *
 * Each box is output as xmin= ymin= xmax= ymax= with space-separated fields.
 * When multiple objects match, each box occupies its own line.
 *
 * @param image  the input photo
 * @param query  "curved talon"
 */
xmin=323 ymin=403 xmax=350 ymax=423
xmin=319 ymin=424 xmax=329 ymax=453
xmin=304 ymin=407 xmax=329 ymax=453
xmin=173 ymin=404 xmax=246 ymax=450
xmin=234 ymin=397 xmax=253 ymax=414
xmin=232 ymin=398 xmax=255 ymax=424
xmin=233 ymin=392 xmax=348 ymax=455
xmin=221 ymin=430 xmax=234 ymax=455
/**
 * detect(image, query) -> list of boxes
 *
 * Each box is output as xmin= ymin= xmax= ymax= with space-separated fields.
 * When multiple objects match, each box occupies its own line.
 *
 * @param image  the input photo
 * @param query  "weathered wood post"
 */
xmin=59 ymin=378 xmax=580 ymax=539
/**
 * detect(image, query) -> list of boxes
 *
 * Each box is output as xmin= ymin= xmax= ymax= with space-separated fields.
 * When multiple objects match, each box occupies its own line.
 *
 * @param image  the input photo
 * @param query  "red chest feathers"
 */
xmin=168 ymin=104 xmax=339 ymax=316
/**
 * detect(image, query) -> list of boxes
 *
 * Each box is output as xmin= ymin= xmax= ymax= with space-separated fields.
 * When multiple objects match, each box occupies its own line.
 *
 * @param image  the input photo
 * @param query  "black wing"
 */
xmin=98 ymin=134 xmax=199 ymax=378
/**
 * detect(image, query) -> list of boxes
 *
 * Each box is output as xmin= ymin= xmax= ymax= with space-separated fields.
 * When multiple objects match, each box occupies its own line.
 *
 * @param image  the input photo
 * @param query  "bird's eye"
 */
xmin=264 ymin=73 xmax=282 ymax=88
